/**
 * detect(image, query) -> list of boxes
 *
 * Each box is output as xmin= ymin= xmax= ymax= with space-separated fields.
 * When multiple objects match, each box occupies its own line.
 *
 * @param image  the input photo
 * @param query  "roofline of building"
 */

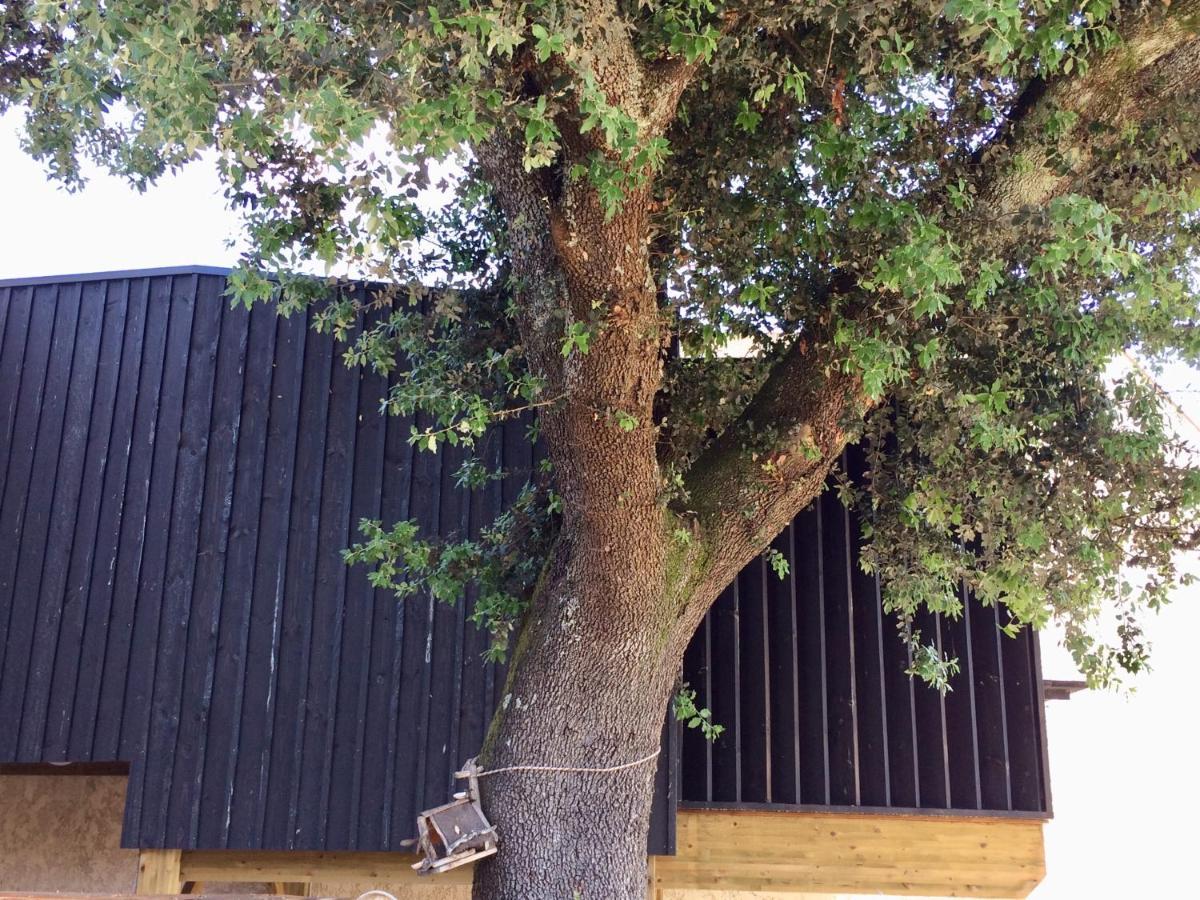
xmin=1042 ymin=679 xmax=1089 ymax=701
xmin=0 ymin=265 xmax=234 ymax=288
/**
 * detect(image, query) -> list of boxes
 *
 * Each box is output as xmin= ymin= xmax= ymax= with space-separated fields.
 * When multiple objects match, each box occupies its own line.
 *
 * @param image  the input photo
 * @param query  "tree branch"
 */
xmin=682 ymin=339 xmax=869 ymax=592
xmin=974 ymin=1 xmax=1200 ymax=219
xmin=675 ymin=2 xmax=1200 ymax=616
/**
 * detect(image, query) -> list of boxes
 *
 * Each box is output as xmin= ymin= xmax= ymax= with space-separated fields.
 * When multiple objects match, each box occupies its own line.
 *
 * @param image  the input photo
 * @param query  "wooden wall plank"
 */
xmin=139 ymin=274 xmax=224 ymax=845
xmin=176 ymin=809 xmax=1045 ymax=899
xmin=1002 ymin=610 xmax=1044 ymax=812
xmin=793 ymin=503 xmax=829 ymax=806
xmin=819 ymin=489 xmax=857 ymax=807
xmin=170 ymin=295 xmax=250 ymax=847
xmin=911 ymin=607 xmax=951 ymax=809
xmin=194 ymin=298 xmax=278 ymax=848
xmin=294 ymin=305 xmax=361 ymax=850
xmin=0 ymin=283 xmax=73 ymax=761
xmin=708 ymin=584 xmax=740 ymax=803
xmin=179 ymin=851 xmax=472 ymax=886
xmin=20 ymin=282 xmax=104 ymax=759
xmin=737 ymin=560 xmax=770 ymax=802
xmin=119 ymin=275 xmax=196 ymax=769
xmin=43 ymin=280 xmax=130 ymax=758
xmin=655 ymin=809 xmax=1045 ymax=897
xmin=95 ymin=274 xmax=170 ymax=762
xmin=229 ymin=306 xmax=308 ymax=848
xmin=326 ymin=334 xmax=388 ymax=849
xmin=766 ymin=525 xmax=800 ymax=805
xmin=264 ymin=302 xmax=334 ymax=849
xmin=943 ymin=587 xmax=982 ymax=810
xmin=848 ymin=495 xmax=889 ymax=808
xmin=69 ymin=278 xmax=147 ymax=760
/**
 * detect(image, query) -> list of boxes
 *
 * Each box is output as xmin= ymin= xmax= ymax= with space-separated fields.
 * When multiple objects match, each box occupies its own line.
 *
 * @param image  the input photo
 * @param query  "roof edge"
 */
xmin=0 ymin=265 xmax=234 ymax=288
xmin=1042 ymin=678 xmax=1089 ymax=701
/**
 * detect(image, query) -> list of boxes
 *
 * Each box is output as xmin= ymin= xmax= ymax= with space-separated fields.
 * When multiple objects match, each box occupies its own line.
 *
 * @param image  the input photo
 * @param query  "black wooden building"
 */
xmin=0 ymin=268 xmax=1051 ymax=858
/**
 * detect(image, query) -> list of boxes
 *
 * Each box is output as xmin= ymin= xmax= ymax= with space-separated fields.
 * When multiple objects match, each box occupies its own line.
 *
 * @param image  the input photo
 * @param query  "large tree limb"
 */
xmin=681 ymin=341 xmax=869 ymax=594
xmin=677 ymin=2 xmax=1200 ymax=622
xmin=977 ymin=0 xmax=1200 ymax=219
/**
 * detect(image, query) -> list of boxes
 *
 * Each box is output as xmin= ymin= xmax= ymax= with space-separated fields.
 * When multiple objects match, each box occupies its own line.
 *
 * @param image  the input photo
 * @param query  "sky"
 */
xmin=2 ymin=108 xmax=1199 ymax=898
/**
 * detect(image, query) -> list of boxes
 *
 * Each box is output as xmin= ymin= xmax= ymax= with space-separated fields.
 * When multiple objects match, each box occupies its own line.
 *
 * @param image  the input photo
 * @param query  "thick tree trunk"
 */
xmin=470 ymin=537 xmax=684 ymax=900
xmin=471 ymin=106 xmax=690 ymax=898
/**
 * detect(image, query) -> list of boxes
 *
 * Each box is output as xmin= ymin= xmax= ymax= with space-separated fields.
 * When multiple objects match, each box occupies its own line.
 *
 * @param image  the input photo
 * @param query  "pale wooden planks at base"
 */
xmin=156 ymin=810 xmax=1042 ymax=899
xmin=179 ymin=852 xmax=471 ymax=887
xmin=652 ymin=810 xmax=1046 ymax=898
xmin=179 ymin=853 xmax=471 ymax=898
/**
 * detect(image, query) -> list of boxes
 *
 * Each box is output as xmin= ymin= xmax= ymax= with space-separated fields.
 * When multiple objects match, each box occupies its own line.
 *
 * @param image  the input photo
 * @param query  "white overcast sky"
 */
xmin=1 ymin=108 xmax=1198 ymax=898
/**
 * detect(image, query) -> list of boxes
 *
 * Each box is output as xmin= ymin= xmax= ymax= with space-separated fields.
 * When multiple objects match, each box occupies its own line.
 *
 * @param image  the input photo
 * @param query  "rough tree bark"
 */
xmin=464 ymin=5 xmax=1200 ymax=898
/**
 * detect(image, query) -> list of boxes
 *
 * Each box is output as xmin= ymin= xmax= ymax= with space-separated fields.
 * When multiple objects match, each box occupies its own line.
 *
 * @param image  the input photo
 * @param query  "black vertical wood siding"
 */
xmin=0 ymin=269 xmax=1047 ymax=857
xmin=678 ymin=445 xmax=1050 ymax=816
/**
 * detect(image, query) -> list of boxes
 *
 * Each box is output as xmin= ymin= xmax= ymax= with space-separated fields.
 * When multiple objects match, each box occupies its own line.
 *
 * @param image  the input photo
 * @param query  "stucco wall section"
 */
xmin=0 ymin=774 xmax=138 ymax=892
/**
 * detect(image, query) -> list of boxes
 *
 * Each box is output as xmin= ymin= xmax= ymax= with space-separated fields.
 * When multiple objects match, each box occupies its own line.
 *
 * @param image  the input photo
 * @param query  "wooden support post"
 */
xmin=137 ymin=849 xmax=182 ymax=895
xmin=646 ymin=856 xmax=663 ymax=900
xmin=270 ymin=882 xmax=310 ymax=896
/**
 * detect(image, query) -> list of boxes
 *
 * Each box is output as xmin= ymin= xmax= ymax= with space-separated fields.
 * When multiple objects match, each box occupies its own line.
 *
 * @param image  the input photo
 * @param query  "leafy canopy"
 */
xmin=5 ymin=0 xmax=1200 ymax=687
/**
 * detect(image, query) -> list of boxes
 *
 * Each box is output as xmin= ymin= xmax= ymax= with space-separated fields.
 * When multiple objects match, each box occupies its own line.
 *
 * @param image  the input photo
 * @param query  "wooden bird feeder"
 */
xmin=412 ymin=759 xmax=498 ymax=875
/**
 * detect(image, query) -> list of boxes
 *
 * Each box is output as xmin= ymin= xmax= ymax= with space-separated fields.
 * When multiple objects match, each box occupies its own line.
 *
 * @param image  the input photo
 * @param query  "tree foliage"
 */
xmin=5 ymin=0 xmax=1200 ymax=690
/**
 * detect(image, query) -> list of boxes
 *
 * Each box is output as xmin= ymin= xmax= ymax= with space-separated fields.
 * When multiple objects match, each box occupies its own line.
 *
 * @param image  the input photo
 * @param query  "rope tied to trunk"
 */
xmin=455 ymin=747 xmax=661 ymax=780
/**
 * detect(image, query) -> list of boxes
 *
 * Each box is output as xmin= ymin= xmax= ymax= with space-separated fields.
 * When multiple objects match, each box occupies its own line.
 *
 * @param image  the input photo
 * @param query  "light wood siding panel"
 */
xmin=653 ymin=809 xmax=1045 ymax=897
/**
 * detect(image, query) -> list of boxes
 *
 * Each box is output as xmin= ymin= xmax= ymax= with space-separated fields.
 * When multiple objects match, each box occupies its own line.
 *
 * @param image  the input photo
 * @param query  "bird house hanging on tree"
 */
xmin=412 ymin=759 xmax=499 ymax=875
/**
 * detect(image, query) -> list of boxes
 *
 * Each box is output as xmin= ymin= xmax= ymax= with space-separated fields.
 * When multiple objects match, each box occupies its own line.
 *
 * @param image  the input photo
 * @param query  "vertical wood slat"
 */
xmin=139 ymin=274 xmax=224 ymax=844
xmin=709 ymin=582 xmax=740 ymax=803
xmin=301 ymin=304 xmax=362 ymax=850
xmin=795 ymin=500 xmax=830 ymax=805
xmin=265 ymin=302 xmax=334 ymax=848
xmin=70 ymin=278 xmax=149 ymax=760
xmin=121 ymin=276 xmax=198 ymax=846
xmin=0 ymin=283 xmax=69 ymax=760
xmin=419 ymin=436 xmax=462 ymax=817
xmin=1002 ymin=608 xmax=1044 ymax=812
xmin=176 ymin=296 xmax=251 ymax=847
xmin=244 ymin=309 xmax=308 ymax=848
xmin=737 ymin=561 xmax=770 ymax=802
xmin=379 ymin=390 xmax=417 ymax=850
xmin=96 ymin=276 xmax=171 ymax=763
xmin=943 ymin=585 xmax=982 ymax=810
xmin=120 ymin=276 xmax=197 ymax=779
xmin=358 ymin=388 xmax=405 ymax=848
xmin=766 ymin=524 xmax=800 ymax=804
xmin=19 ymin=282 xmax=105 ymax=760
xmin=845 ymin=451 xmax=889 ymax=807
xmin=1029 ymin=630 xmax=1053 ymax=817
xmin=0 ymin=285 xmax=14 ymax=448
xmin=972 ymin=599 xmax=1013 ymax=811
xmin=821 ymin=487 xmax=858 ymax=807
xmin=45 ymin=280 xmax=130 ymax=758
xmin=196 ymin=299 xmax=278 ymax=848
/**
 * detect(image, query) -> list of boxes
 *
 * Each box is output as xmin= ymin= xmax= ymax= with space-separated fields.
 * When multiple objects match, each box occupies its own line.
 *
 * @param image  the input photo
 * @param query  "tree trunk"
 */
xmin=471 ymin=538 xmax=685 ymax=900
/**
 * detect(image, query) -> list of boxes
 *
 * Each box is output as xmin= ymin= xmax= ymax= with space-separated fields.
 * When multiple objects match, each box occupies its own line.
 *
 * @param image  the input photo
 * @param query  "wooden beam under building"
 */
xmin=135 ymin=850 xmax=181 ymax=895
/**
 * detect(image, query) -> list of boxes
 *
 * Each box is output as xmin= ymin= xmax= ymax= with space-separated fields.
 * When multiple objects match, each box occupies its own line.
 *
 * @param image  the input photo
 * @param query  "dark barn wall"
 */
xmin=678 ymin=448 xmax=1049 ymax=817
xmin=0 ymin=270 xmax=1046 ymax=857
xmin=0 ymin=271 xmax=553 ymax=852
